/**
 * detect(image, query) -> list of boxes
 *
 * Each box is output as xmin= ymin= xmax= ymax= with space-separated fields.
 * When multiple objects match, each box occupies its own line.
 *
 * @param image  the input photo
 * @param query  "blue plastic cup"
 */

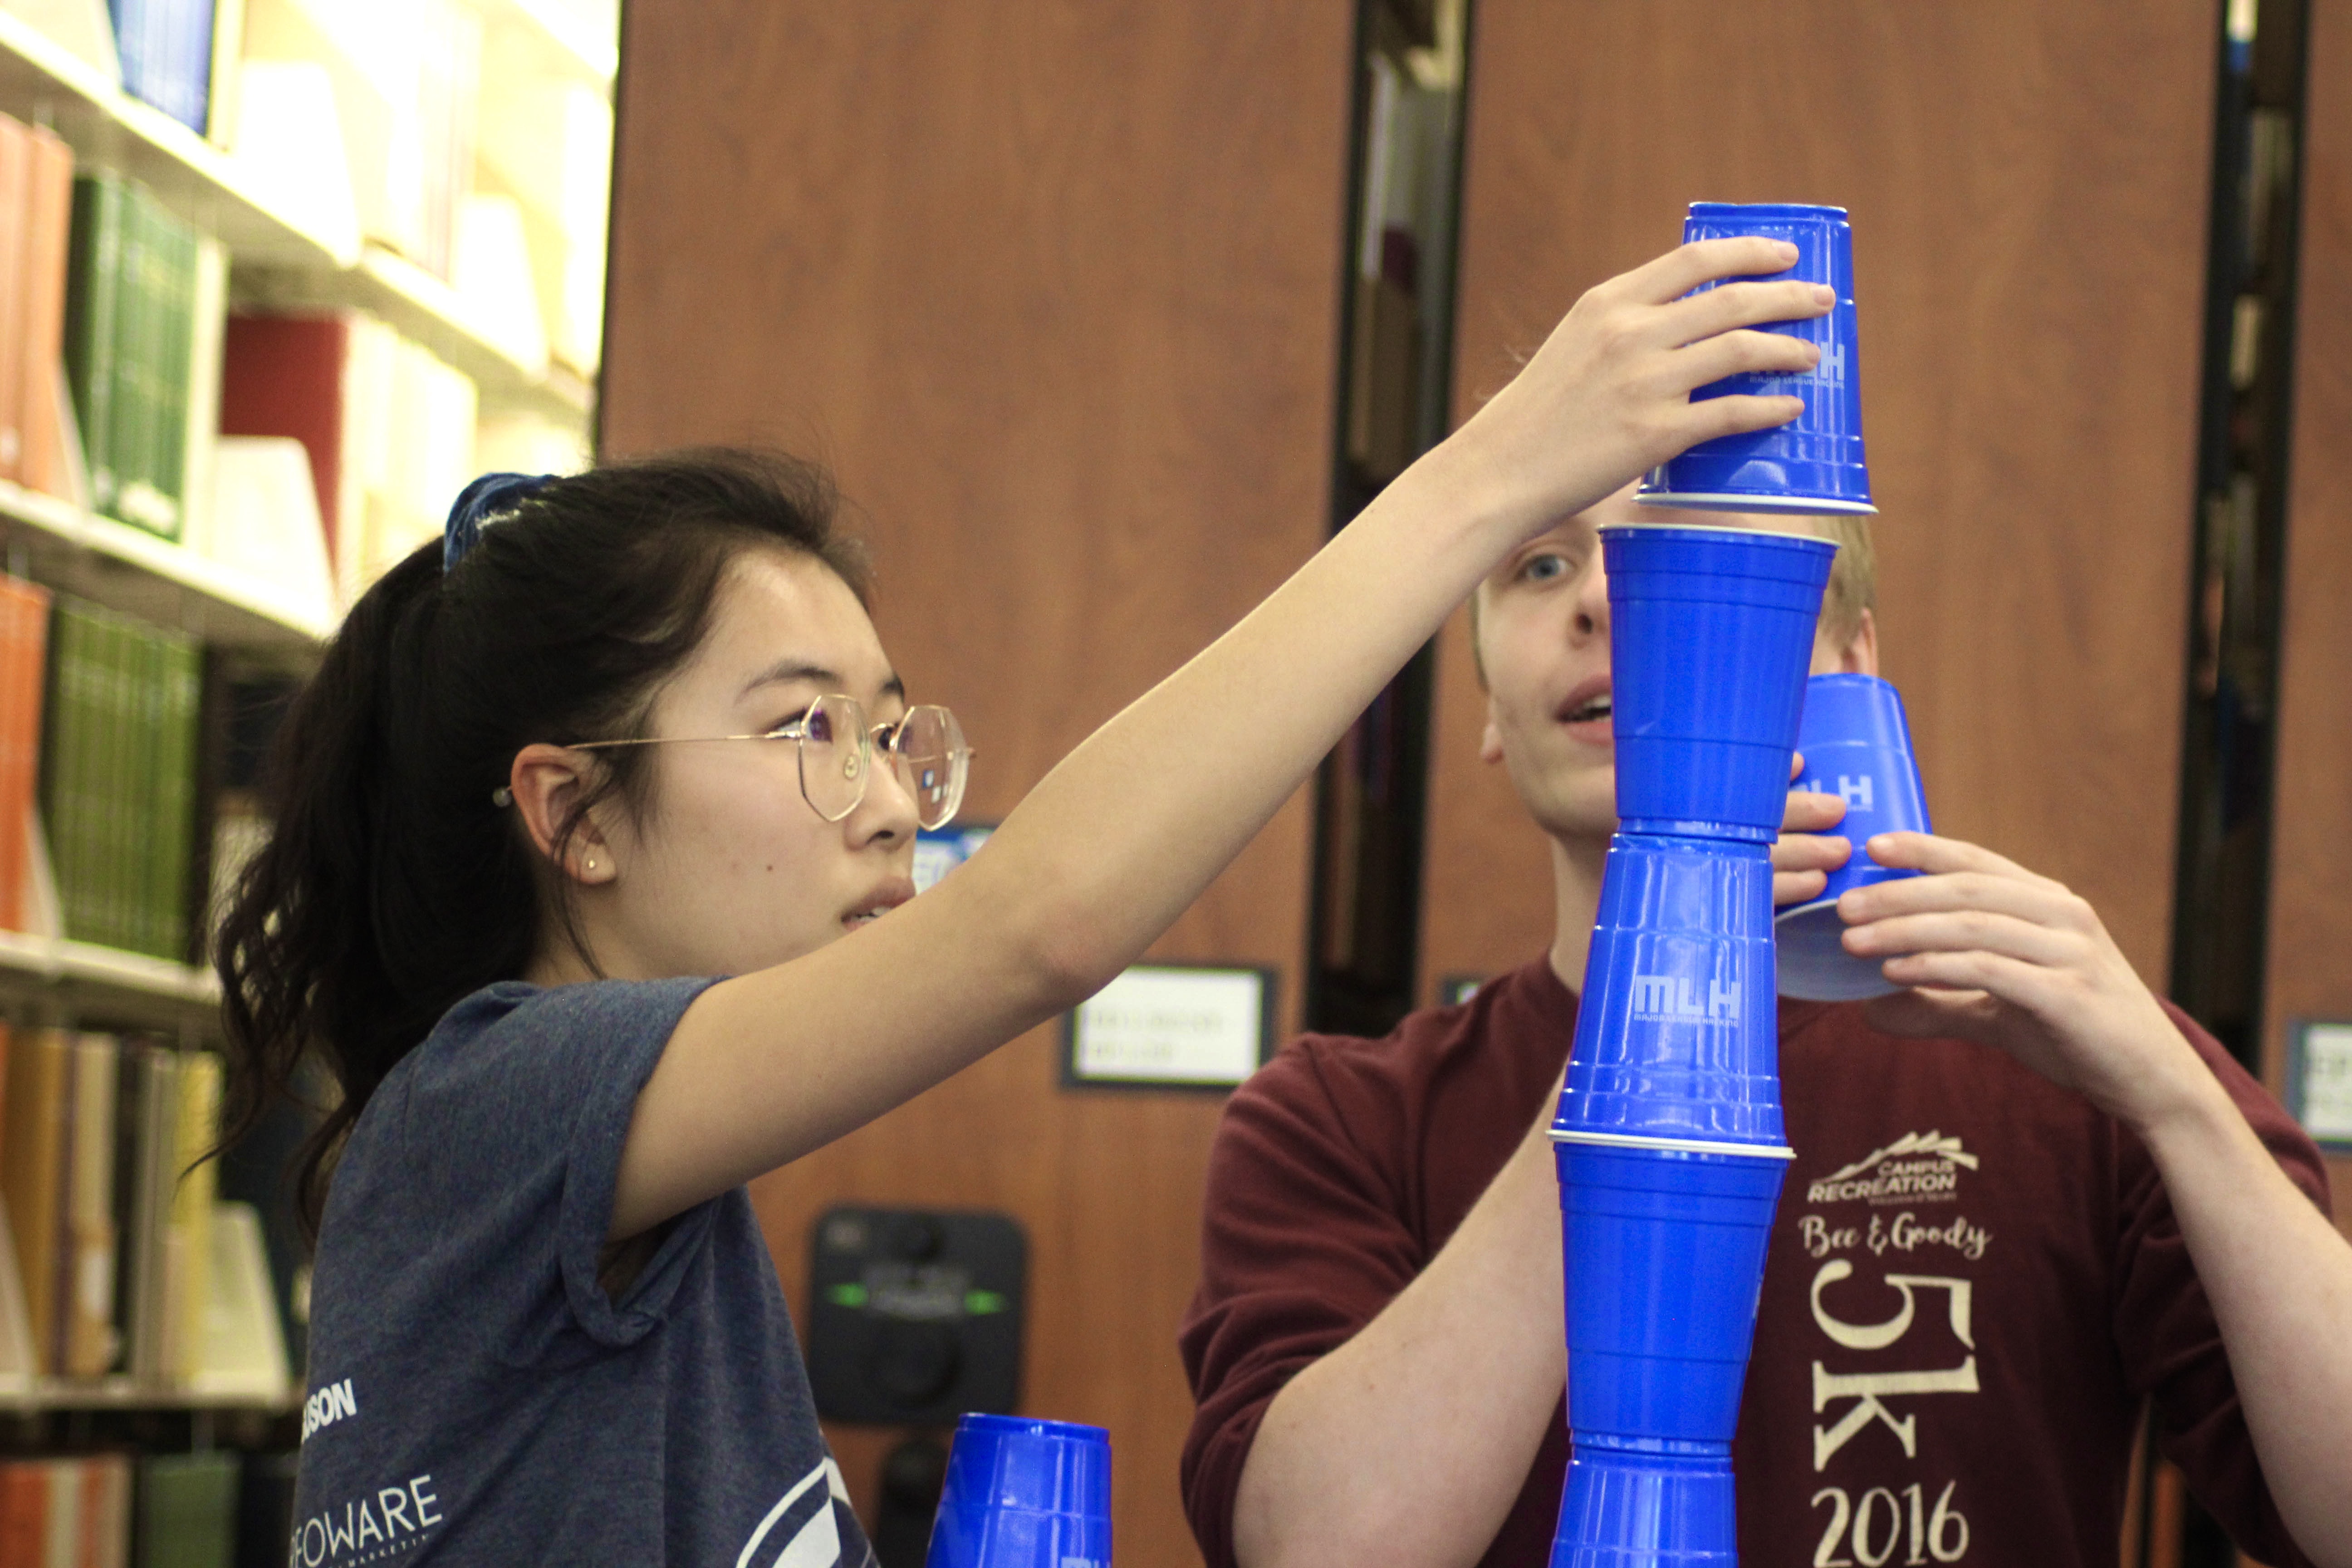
xmin=1637 ymin=201 xmax=1874 ymax=517
xmin=1605 ymin=524 xmax=1836 ymax=843
xmin=1553 ymin=834 xmax=1788 ymax=1151
xmin=1547 ymin=1141 xmax=1788 ymax=1567
xmin=1776 ymin=674 xmax=1935 ymax=1002
xmin=925 ymin=1415 xmax=1112 ymax=1568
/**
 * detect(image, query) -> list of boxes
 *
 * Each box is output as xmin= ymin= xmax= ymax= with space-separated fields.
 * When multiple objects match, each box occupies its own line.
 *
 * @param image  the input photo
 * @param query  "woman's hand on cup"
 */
xmin=1435 ymin=238 xmax=1833 ymax=541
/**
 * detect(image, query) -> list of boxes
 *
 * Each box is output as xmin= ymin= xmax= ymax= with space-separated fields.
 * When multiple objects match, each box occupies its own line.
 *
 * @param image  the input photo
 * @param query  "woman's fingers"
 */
xmin=1656 ymin=279 xmax=1833 ymax=352
xmin=1620 ymin=237 xmax=1808 ymax=306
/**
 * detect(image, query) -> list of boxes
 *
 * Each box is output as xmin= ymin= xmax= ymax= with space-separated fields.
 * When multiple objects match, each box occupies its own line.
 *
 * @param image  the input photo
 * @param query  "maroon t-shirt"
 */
xmin=1178 ymin=958 xmax=2329 ymax=1568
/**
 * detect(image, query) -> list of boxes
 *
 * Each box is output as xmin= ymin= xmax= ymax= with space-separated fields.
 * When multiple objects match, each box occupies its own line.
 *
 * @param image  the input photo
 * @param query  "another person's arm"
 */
xmin=1840 ymin=833 xmax=2352 ymax=1568
xmin=611 ymin=240 xmax=1833 ymax=1234
xmin=1220 ymin=788 xmax=1852 ymax=1568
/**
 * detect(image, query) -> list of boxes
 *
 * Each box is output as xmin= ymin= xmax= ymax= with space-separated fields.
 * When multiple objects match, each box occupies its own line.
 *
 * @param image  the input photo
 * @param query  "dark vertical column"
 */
xmin=1421 ymin=0 xmax=2217 ymax=995
xmin=2264 ymin=0 xmax=2352 ymax=1232
xmin=602 ymin=7 xmax=1355 ymax=1563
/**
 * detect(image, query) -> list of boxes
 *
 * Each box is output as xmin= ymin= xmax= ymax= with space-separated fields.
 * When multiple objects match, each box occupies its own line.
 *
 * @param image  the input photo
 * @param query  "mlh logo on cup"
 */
xmin=1803 ymin=774 xmax=1874 ymax=812
xmin=1630 ymin=974 xmax=1743 ymax=1023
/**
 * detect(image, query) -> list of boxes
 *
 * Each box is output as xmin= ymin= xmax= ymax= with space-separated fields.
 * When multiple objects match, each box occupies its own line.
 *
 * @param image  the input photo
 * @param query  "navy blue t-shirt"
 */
xmin=291 ymin=978 xmax=875 ymax=1568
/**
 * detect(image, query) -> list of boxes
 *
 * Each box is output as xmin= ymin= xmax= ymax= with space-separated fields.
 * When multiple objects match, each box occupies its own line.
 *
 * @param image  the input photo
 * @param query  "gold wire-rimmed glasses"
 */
xmin=564 ymin=693 xmax=972 ymax=830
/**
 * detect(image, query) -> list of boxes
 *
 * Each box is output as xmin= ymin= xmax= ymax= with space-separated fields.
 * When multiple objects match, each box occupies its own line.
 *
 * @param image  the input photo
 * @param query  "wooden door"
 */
xmin=2265 ymin=0 xmax=2352 ymax=1232
xmin=602 ymin=6 xmax=1356 ymax=1563
xmin=1421 ymin=1 xmax=2219 ymax=995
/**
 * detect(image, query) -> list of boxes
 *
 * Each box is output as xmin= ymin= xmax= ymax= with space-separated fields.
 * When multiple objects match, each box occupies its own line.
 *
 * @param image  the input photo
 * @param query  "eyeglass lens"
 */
xmin=795 ymin=693 xmax=872 ymax=823
xmin=794 ymin=695 xmax=969 ymax=829
xmin=886 ymin=705 xmax=969 ymax=830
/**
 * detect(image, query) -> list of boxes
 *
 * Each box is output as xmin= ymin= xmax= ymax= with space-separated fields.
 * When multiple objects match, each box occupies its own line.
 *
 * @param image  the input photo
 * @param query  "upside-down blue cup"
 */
xmin=1637 ymin=201 xmax=1874 ymax=517
xmin=1547 ymin=1141 xmax=1788 ymax=1568
xmin=1553 ymin=834 xmax=1788 ymax=1151
xmin=1776 ymin=674 xmax=1935 ymax=1002
xmin=925 ymin=1415 xmax=1112 ymax=1568
xmin=1605 ymin=525 xmax=1837 ymax=843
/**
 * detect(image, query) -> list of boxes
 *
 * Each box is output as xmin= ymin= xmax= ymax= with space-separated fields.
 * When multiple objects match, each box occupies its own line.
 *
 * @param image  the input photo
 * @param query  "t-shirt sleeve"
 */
xmin=2112 ymin=1002 xmax=2332 ymax=1568
xmin=392 ymin=976 xmax=725 ymax=1361
xmin=1177 ymin=1042 xmax=1429 ymax=1568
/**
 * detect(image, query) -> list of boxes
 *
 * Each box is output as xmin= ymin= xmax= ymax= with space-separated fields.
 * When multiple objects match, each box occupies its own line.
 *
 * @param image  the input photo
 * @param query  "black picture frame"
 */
xmin=1060 ymin=962 xmax=1280 ymax=1092
xmin=2283 ymin=1019 xmax=2352 ymax=1154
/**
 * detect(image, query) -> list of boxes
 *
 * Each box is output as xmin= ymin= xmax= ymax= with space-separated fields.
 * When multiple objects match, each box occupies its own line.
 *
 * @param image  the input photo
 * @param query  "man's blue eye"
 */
xmin=1523 ymin=554 xmax=1568 ymax=582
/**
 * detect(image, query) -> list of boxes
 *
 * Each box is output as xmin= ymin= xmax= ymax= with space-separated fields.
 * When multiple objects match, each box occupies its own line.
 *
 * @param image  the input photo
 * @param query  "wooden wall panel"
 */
xmin=1422 ymin=1 xmax=2217 ymax=995
xmin=2266 ymin=0 xmax=2352 ymax=1232
xmin=602 ymin=6 xmax=1355 ymax=1564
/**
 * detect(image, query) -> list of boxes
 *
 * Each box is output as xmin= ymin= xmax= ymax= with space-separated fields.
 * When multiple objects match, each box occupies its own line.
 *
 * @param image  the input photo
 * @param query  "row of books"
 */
xmin=219 ymin=308 xmax=479 ymax=612
xmin=108 ymin=0 xmax=235 ymax=138
xmin=67 ymin=172 xmax=216 ymax=542
xmin=43 ymin=594 xmax=202 ymax=963
xmin=0 ymin=1447 xmax=278 ymax=1568
xmin=0 ymin=112 xmax=78 ymax=502
xmin=0 ymin=1030 xmax=251 ymax=1384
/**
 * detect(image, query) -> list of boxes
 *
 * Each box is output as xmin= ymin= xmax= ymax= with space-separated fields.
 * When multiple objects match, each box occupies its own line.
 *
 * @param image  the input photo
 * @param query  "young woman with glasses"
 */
xmin=214 ymin=239 xmax=1831 ymax=1566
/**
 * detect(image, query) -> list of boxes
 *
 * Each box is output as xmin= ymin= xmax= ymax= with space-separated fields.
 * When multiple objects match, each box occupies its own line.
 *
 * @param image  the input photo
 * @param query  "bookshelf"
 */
xmin=0 ymin=2 xmax=616 ymax=1523
xmin=0 ymin=1374 xmax=290 ymax=1414
xmin=0 ymin=7 xmax=346 ymax=269
xmin=488 ymin=0 xmax=616 ymax=91
xmin=0 ymin=0 xmax=597 ymax=434
xmin=0 ymin=478 xmax=331 ymax=652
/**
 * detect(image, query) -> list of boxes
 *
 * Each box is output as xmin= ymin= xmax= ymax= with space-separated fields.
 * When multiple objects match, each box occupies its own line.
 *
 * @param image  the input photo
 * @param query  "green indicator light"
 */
xmin=964 ymin=1290 xmax=1007 ymax=1315
xmin=826 ymin=1283 xmax=870 ymax=1308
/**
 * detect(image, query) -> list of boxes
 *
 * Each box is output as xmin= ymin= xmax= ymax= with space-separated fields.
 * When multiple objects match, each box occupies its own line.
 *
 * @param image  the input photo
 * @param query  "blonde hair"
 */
xmin=1466 ymin=512 xmax=1876 ymax=689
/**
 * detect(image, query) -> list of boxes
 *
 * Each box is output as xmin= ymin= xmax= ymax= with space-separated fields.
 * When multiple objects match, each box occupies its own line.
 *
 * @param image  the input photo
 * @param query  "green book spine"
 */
xmin=44 ymin=603 xmax=100 ymax=945
xmin=155 ymin=217 xmax=196 ymax=539
xmin=61 ymin=178 xmax=123 ymax=512
xmin=115 ymin=621 xmax=152 ymax=956
xmin=38 ymin=604 xmax=78 ymax=938
xmin=87 ymin=612 xmax=117 ymax=948
xmin=135 ymin=1450 xmax=239 ymax=1568
xmin=113 ymin=624 xmax=142 ymax=956
xmin=152 ymin=634 xmax=200 ymax=961
xmin=100 ymin=613 xmax=131 ymax=951
xmin=107 ymin=190 xmax=152 ymax=534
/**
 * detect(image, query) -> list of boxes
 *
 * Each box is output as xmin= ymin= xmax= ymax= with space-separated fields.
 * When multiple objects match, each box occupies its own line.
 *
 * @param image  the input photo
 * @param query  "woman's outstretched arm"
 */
xmin=616 ymin=238 xmax=1834 ymax=1234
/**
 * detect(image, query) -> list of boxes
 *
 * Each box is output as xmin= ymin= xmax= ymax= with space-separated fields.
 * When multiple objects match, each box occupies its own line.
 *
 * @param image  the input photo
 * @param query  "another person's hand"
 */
xmin=1836 ymin=833 xmax=2209 ymax=1134
xmin=1439 ymin=239 xmax=1831 ymax=540
xmin=1773 ymin=752 xmax=1852 ymax=907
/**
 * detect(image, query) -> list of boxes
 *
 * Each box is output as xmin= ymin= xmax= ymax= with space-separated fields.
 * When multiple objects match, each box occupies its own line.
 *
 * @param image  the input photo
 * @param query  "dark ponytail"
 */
xmin=213 ymin=449 xmax=870 ymax=1238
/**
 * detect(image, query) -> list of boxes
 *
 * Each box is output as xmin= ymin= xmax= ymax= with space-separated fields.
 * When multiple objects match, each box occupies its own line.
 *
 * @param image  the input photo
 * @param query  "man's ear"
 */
xmin=508 ymin=744 xmax=617 ymax=885
xmin=1815 ymin=607 xmax=1880 ymax=676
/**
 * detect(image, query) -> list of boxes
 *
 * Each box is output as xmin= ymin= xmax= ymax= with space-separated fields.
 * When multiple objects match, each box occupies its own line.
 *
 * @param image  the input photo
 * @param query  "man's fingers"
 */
xmin=1621 ymin=237 xmax=1804 ymax=305
xmin=1774 ymin=868 xmax=1831 ymax=909
xmin=1774 ymin=834 xmax=1850 ymax=874
xmin=1783 ymin=789 xmax=1847 ymax=834
xmin=1852 ymin=832 xmax=2050 ymax=887
xmin=1844 ymin=907 xmax=2080 ymax=971
xmin=1839 ymin=864 xmax=2092 ymax=933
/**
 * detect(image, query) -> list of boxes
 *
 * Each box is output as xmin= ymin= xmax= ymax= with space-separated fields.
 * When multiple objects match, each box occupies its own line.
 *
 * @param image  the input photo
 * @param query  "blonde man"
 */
xmin=1180 ymin=486 xmax=2347 ymax=1568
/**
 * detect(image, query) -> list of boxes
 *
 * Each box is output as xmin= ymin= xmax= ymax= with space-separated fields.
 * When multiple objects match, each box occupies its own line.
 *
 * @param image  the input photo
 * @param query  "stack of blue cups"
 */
xmin=1548 ymin=519 xmax=1838 ymax=1568
xmin=925 ymin=1415 xmax=1112 ymax=1568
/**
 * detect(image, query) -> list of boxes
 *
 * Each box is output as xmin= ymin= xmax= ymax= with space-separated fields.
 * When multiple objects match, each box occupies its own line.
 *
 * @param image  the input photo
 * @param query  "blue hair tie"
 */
xmin=443 ymin=472 xmax=555 ymax=572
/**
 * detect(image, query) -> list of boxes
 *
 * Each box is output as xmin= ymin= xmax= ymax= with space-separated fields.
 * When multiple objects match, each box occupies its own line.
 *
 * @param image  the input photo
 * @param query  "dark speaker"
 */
xmin=805 ymin=1207 xmax=1026 ymax=1426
